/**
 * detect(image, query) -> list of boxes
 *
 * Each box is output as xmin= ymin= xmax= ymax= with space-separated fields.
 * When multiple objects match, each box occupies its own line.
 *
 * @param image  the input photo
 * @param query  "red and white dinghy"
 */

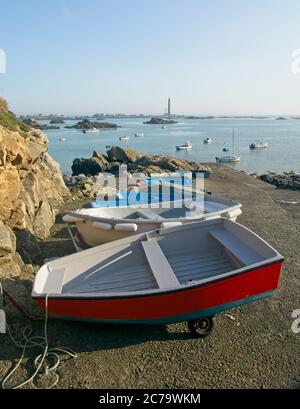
xmin=32 ymin=218 xmax=283 ymax=337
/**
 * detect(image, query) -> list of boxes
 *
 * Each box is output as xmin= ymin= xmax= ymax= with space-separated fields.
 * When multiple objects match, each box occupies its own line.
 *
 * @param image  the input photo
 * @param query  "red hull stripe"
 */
xmin=43 ymin=290 xmax=276 ymax=325
xmin=35 ymin=260 xmax=283 ymax=324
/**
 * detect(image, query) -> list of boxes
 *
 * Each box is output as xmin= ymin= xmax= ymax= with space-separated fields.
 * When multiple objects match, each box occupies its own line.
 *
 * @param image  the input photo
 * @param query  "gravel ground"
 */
xmin=0 ymin=165 xmax=299 ymax=389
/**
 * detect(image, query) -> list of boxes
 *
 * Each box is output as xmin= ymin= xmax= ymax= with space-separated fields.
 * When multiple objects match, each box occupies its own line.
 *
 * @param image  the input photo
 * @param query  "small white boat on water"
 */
xmin=249 ymin=142 xmax=268 ymax=149
xmin=83 ymin=127 xmax=99 ymax=133
xmin=176 ymin=141 xmax=193 ymax=150
xmin=59 ymin=137 xmax=66 ymax=142
xmin=216 ymin=155 xmax=240 ymax=163
xmin=63 ymin=194 xmax=242 ymax=246
xmin=135 ymin=133 xmax=144 ymax=138
xmin=216 ymin=129 xmax=240 ymax=163
xmin=119 ymin=135 xmax=129 ymax=141
xmin=162 ymin=125 xmax=166 ymax=129
xmin=204 ymin=137 xmax=212 ymax=144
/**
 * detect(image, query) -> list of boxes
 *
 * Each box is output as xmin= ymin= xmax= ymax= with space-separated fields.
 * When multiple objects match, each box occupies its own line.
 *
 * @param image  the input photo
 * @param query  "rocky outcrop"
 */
xmin=64 ymin=174 xmax=117 ymax=200
xmin=65 ymin=119 xmax=119 ymax=130
xmin=50 ymin=118 xmax=65 ymax=124
xmin=72 ymin=146 xmax=210 ymax=177
xmin=143 ymin=117 xmax=178 ymax=125
xmin=72 ymin=151 xmax=110 ymax=176
xmin=259 ymin=172 xmax=300 ymax=191
xmin=129 ymin=155 xmax=209 ymax=174
xmin=0 ymin=99 xmax=70 ymax=278
xmin=0 ymin=126 xmax=69 ymax=238
xmin=71 ymin=148 xmax=142 ymax=176
xmin=22 ymin=117 xmax=60 ymax=130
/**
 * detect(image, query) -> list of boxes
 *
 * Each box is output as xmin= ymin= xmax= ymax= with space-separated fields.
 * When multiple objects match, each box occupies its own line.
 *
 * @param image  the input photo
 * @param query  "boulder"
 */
xmin=8 ymin=198 xmax=29 ymax=230
xmin=106 ymin=146 xmax=141 ymax=164
xmin=106 ymin=146 xmax=128 ymax=163
xmin=26 ymin=139 xmax=47 ymax=163
xmin=0 ymin=166 xmax=21 ymax=221
xmin=124 ymin=148 xmax=142 ymax=163
xmin=72 ymin=151 xmax=110 ymax=176
xmin=0 ymin=256 xmax=21 ymax=278
xmin=14 ymin=229 xmax=43 ymax=265
xmin=32 ymin=201 xmax=55 ymax=239
xmin=0 ymin=221 xmax=20 ymax=278
xmin=0 ymin=222 xmax=16 ymax=257
xmin=21 ymin=171 xmax=44 ymax=209
xmin=131 ymin=155 xmax=210 ymax=174
xmin=91 ymin=151 xmax=110 ymax=169
xmin=0 ymin=147 xmax=7 ymax=166
xmin=1 ymin=131 xmax=28 ymax=165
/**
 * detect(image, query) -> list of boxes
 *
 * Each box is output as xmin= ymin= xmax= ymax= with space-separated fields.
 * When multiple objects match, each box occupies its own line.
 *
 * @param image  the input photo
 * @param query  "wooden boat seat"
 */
xmin=137 ymin=209 xmax=165 ymax=221
xmin=210 ymin=228 xmax=262 ymax=265
xmin=43 ymin=266 xmax=66 ymax=294
xmin=141 ymin=240 xmax=180 ymax=289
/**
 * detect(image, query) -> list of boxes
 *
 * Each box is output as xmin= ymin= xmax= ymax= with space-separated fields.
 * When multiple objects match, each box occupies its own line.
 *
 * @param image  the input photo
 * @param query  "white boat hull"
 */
xmin=250 ymin=143 xmax=268 ymax=149
xmin=63 ymin=195 xmax=242 ymax=246
xmin=176 ymin=146 xmax=192 ymax=150
xmin=216 ymin=156 xmax=240 ymax=163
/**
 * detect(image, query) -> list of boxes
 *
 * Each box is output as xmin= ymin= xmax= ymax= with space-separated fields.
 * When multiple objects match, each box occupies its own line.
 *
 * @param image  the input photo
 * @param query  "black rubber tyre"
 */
xmin=187 ymin=317 xmax=214 ymax=338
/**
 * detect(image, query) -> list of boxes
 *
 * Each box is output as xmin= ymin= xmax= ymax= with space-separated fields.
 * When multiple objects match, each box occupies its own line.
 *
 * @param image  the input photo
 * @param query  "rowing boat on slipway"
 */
xmin=32 ymin=218 xmax=283 ymax=337
xmin=63 ymin=194 xmax=242 ymax=246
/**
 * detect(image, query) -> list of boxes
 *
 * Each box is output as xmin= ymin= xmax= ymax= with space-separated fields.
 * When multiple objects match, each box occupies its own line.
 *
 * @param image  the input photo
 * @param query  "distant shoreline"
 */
xmin=19 ymin=114 xmax=300 ymax=121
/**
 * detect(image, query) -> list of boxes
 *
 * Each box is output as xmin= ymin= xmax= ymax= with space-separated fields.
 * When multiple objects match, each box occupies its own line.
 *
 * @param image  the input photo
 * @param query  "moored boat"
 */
xmin=32 ymin=218 xmax=284 ymax=337
xmin=119 ymin=135 xmax=129 ymax=141
xmin=135 ymin=133 xmax=144 ymax=138
xmin=216 ymin=129 xmax=240 ymax=163
xmin=204 ymin=137 xmax=212 ymax=144
xmin=176 ymin=141 xmax=192 ymax=150
xmin=215 ymin=155 xmax=240 ymax=163
xmin=249 ymin=142 xmax=268 ymax=149
xmin=82 ymin=127 xmax=99 ymax=133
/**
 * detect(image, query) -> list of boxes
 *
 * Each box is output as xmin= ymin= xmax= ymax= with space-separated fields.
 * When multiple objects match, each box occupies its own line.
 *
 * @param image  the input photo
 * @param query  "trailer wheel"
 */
xmin=188 ymin=317 xmax=214 ymax=338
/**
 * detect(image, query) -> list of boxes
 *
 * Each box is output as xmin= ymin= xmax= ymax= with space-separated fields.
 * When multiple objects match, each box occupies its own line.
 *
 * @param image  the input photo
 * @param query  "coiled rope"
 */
xmin=0 ymin=283 xmax=77 ymax=389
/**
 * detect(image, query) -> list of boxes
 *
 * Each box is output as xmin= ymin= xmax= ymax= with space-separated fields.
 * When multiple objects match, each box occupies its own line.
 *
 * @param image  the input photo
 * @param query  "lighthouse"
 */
xmin=168 ymin=98 xmax=171 ymax=117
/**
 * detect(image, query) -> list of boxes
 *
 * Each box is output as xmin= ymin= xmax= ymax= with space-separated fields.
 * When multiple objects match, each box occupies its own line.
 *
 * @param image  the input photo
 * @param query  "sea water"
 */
xmin=43 ymin=117 xmax=300 ymax=175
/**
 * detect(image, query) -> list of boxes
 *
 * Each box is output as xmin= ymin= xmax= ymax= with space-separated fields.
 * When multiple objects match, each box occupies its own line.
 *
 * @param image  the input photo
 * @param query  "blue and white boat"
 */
xmin=63 ymin=185 xmax=242 ymax=246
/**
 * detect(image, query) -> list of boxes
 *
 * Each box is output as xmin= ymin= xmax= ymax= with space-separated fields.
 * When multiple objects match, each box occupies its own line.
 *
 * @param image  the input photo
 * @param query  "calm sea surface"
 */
xmin=42 ymin=117 xmax=300 ymax=175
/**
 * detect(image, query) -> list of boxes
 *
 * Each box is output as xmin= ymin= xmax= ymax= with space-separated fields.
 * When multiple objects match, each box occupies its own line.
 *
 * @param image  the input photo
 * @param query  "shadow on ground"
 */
xmin=0 ymin=277 xmax=195 ymax=363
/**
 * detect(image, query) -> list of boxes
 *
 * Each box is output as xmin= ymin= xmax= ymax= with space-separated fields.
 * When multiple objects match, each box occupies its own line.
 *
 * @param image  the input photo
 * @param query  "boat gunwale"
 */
xmin=66 ymin=192 xmax=242 ymax=225
xmin=67 ymin=204 xmax=242 ymax=225
xmin=31 ymin=256 xmax=284 ymax=301
xmin=32 ymin=218 xmax=283 ymax=300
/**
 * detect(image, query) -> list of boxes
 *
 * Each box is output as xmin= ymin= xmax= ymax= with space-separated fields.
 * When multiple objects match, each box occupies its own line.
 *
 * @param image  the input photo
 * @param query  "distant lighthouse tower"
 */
xmin=167 ymin=98 xmax=171 ymax=117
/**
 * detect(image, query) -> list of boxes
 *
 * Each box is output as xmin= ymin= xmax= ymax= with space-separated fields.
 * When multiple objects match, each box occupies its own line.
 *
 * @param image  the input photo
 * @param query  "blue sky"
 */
xmin=1 ymin=0 xmax=300 ymax=115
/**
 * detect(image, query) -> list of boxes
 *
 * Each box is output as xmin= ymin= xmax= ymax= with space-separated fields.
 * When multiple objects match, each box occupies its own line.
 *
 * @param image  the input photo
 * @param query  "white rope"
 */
xmin=1 ymin=291 xmax=77 ymax=389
